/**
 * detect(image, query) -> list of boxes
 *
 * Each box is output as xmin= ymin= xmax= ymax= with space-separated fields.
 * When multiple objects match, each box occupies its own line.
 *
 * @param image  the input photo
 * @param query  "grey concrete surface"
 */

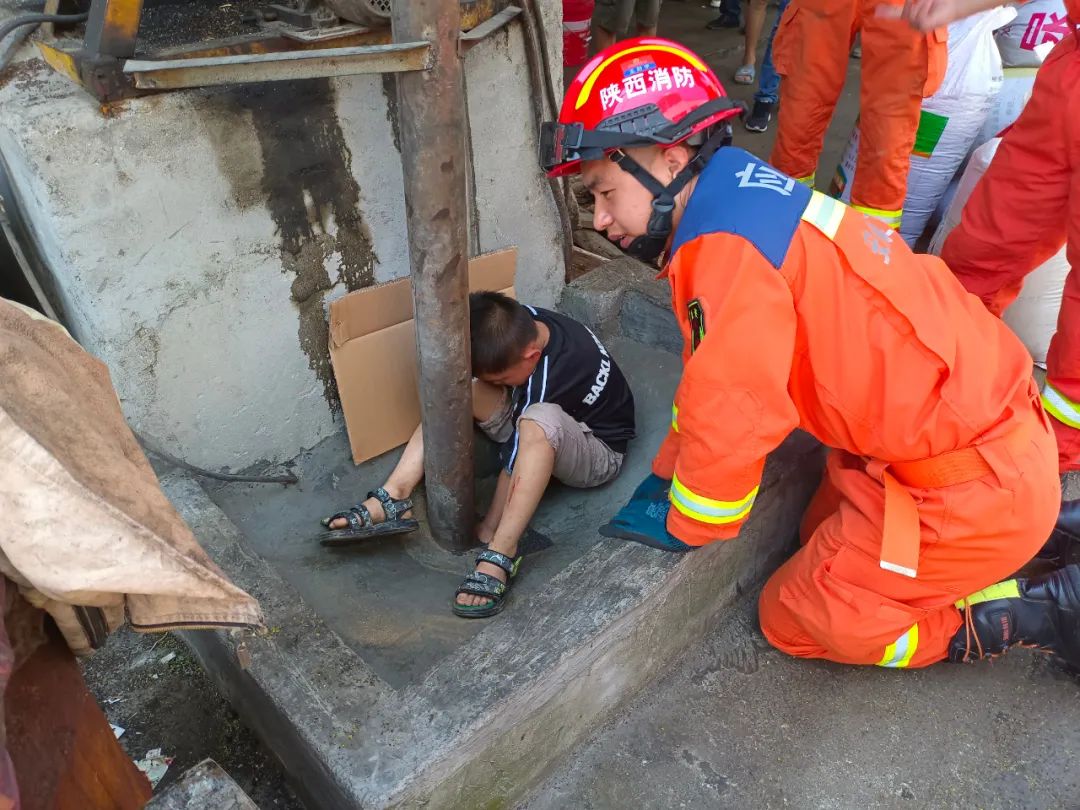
xmin=522 ymin=593 xmax=1080 ymax=810
xmin=146 ymin=759 xmax=260 ymax=810
xmin=162 ymin=269 xmax=826 ymax=808
xmin=204 ymin=335 xmax=682 ymax=690
xmin=0 ymin=1 xmax=564 ymax=469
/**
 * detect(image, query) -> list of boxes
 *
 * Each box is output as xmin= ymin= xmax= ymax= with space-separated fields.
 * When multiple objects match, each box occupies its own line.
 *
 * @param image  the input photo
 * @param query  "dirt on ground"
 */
xmin=80 ymin=627 xmax=302 ymax=809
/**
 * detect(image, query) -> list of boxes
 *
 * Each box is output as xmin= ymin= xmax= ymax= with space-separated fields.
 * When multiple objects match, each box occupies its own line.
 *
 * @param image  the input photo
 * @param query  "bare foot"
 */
xmin=326 ymin=486 xmax=411 ymax=530
xmin=455 ymin=559 xmax=509 ymax=607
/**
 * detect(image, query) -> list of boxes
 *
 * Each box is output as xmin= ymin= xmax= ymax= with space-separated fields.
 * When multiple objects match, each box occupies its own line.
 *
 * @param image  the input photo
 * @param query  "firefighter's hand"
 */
xmin=630 ymin=472 xmax=672 ymax=504
xmin=875 ymin=0 xmax=994 ymax=31
xmin=599 ymin=474 xmax=695 ymax=553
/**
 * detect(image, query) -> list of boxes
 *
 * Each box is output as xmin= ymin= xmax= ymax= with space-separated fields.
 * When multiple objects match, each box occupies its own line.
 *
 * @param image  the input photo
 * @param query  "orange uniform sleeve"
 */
xmin=652 ymin=340 xmax=692 ymax=480
xmin=664 ymin=232 xmax=800 ymax=545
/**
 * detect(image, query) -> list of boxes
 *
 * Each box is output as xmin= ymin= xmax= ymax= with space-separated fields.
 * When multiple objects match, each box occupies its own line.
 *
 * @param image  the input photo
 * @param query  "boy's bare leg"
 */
xmin=327 ymin=424 xmax=425 ymax=528
xmin=457 ymin=419 xmax=555 ymax=607
xmin=477 ymin=470 xmax=512 ymax=545
xmin=328 ymin=380 xmax=505 ymax=530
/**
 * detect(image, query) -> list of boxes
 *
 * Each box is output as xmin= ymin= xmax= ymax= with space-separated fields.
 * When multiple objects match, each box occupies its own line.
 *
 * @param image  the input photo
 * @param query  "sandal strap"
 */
xmin=328 ymin=505 xmax=374 ymax=532
xmin=456 ymin=571 xmax=507 ymax=599
xmin=476 ymin=549 xmax=517 ymax=577
xmin=368 ymin=487 xmax=413 ymax=522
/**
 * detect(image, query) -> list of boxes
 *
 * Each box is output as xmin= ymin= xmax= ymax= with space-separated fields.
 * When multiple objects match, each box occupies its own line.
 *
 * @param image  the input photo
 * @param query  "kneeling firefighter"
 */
xmin=541 ymin=37 xmax=1080 ymax=670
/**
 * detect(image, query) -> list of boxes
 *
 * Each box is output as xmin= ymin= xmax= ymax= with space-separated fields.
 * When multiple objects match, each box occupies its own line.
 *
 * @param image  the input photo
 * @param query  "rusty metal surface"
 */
xmin=34 ymin=43 xmax=135 ymax=101
xmin=125 ymin=41 xmax=431 ymax=89
xmin=460 ymin=4 xmax=520 ymax=50
xmin=6 ymin=620 xmax=152 ymax=810
xmin=460 ymin=0 xmax=501 ymax=30
xmin=83 ymin=0 xmax=144 ymax=58
xmin=145 ymin=27 xmax=392 ymax=61
xmin=392 ymin=0 xmax=476 ymax=552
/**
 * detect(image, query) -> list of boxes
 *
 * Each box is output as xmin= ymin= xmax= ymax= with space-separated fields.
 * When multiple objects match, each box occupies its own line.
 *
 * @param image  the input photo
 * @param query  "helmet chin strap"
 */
xmin=609 ymin=127 xmax=731 ymax=264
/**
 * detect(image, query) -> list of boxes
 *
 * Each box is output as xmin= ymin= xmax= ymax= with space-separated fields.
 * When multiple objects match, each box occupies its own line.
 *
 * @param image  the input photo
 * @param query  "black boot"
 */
xmin=1036 ymin=499 xmax=1080 ymax=563
xmin=948 ymin=564 xmax=1080 ymax=670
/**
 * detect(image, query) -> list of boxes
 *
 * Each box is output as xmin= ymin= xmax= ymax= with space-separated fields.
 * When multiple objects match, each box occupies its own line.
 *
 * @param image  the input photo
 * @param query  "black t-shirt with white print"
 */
xmin=500 ymin=307 xmax=636 ymax=471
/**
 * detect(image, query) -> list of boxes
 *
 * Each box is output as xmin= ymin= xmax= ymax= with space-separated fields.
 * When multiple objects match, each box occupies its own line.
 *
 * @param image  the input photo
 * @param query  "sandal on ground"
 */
xmin=452 ymin=549 xmax=522 ymax=619
xmin=733 ymin=64 xmax=756 ymax=85
xmin=318 ymin=487 xmax=419 ymax=547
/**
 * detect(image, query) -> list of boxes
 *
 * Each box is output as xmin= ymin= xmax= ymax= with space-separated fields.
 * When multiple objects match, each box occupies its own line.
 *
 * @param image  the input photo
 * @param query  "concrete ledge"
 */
xmin=393 ymin=433 xmax=823 ymax=808
xmin=167 ymin=270 xmax=826 ymax=809
xmin=146 ymin=759 xmax=258 ymax=810
xmin=559 ymin=259 xmax=664 ymax=336
xmin=168 ymin=473 xmax=380 ymax=810
xmin=170 ymin=434 xmax=822 ymax=809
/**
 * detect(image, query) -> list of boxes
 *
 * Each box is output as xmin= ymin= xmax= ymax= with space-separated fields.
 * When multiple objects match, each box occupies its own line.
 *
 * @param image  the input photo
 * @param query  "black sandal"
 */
xmin=318 ymin=487 xmax=419 ymax=547
xmin=452 ymin=549 xmax=522 ymax=618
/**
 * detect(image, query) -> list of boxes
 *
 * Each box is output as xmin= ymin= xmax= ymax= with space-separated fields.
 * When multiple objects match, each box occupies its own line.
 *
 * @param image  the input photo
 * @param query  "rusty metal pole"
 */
xmin=392 ymin=0 xmax=474 ymax=552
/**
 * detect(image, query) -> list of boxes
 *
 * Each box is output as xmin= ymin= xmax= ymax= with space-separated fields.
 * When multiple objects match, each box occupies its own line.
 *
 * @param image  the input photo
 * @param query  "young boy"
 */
xmin=320 ymin=291 xmax=636 ymax=618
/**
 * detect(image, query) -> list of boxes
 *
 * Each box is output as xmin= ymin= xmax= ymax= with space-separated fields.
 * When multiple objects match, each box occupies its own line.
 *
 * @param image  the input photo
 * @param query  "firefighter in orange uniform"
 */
xmin=542 ymin=37 xmax=1080 ymax=671
xmin=916 ymin=1 xmax=1080 ymax=476
xmin=768 ymin=0 xmax=948 ymax=228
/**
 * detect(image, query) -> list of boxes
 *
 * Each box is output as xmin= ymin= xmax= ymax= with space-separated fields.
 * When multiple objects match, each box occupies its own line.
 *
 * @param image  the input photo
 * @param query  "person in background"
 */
xmin=592 ymin=0 xmax=661 ymax=53
xmin=744 ymin=0 xmax=790 ymax=130
xmin=706 ymin=0 xmax=767 ymax=89
xmin=768 ymin=0 xmax=947 ymax=229
xmin=891 ymin=0 xmax=1079 ymax=480
xmin=707 ymin=0 xmax=742 ymax=28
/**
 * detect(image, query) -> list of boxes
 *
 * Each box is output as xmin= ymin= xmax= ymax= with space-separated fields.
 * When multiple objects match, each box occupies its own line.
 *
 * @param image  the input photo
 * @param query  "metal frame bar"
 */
xmin=83 ymin=0 xmax=144 ymax=58
xmin=38 ymin=0 xmax=523 ymax=101
xmin=460 ymin=5 xmax=521 ymax=51
xmin=391 ymin=0 xmax=476 ymax=552
xmin=124 ymin=41 xmax=432 ymax=89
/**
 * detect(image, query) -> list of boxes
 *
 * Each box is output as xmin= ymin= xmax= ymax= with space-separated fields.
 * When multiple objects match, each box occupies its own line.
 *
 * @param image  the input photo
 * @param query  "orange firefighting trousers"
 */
xmin=759 ymin=386 xmax=1059 ymax=668
xmin=769 ymin=0 xmax=947 ymax=226
xmin=942 ymin=33 xmax=1080 ymax=473
xmin=658 ymin=149 xmax=1061 ymax=668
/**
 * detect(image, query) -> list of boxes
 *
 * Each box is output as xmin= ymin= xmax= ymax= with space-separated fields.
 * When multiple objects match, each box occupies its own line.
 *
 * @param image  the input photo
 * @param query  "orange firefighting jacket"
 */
xmin=654 ymin=147 xmax=1037 ymax=547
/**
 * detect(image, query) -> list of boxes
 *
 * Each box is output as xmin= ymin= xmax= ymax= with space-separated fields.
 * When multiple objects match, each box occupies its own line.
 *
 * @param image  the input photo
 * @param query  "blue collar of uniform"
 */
xmin=669 ymin=147 xmax=812 ymax=269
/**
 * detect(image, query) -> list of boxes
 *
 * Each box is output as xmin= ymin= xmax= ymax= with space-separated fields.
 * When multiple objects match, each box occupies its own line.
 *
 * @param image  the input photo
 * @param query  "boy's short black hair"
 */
xmin=469 ymin=291 xmax=538 ymax=376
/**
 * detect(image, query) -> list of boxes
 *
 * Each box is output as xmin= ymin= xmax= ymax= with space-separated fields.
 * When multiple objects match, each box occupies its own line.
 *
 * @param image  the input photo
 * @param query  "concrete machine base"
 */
xmin=167 ymin=264 xmax=825 ymax=809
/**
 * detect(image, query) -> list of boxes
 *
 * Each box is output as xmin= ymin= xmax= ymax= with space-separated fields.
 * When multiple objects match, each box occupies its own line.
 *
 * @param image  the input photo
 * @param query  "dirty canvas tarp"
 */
xmin=0 ymin=299 xmax=263 ymax=655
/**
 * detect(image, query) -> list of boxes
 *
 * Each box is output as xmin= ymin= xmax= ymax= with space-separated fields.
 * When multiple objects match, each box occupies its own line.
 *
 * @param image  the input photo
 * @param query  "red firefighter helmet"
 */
xmin=541 ymin=37 xmax=741 ymax=178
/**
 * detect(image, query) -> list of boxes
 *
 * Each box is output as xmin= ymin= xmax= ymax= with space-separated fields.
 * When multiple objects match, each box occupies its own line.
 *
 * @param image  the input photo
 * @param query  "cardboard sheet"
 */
xmin=329 ymin=248 xmax=517 ymax=464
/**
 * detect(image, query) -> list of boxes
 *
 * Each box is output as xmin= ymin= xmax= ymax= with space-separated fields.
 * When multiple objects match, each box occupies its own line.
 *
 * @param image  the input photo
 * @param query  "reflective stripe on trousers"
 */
xmin=877 ymin=624 xmax=919 ymax=668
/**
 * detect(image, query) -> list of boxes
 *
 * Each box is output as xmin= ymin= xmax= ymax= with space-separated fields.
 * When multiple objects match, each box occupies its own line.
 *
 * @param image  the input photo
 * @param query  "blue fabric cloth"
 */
xmin=669 ymin=146 xmax=810 ymax=269
xmin=599 ymin=474 xmax=695 ymax=553
xmin=754 ymin=0 xmax=790 ymax=105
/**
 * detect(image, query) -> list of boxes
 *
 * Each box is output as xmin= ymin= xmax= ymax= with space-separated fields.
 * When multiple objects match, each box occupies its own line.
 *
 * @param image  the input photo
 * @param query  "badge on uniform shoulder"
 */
xmin=687 ymin=299 xmax=706 ymax=353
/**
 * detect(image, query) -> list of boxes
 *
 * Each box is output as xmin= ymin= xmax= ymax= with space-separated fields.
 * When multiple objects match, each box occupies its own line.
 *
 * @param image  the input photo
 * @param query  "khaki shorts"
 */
xmin=593 ymin=0 xmax=662 ymax=34
xmin=478 ymin=393 xmax=624 ymax=488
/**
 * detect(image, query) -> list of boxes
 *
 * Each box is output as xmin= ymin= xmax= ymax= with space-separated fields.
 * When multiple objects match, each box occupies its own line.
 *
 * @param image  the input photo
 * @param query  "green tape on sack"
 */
xmin=912 ymin=111 xmax=948 ymax=158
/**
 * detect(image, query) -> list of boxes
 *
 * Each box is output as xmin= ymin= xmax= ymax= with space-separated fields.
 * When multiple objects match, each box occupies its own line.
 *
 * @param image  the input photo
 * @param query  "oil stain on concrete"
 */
xmin=199 ymin=79 xmax=378 ymax=409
